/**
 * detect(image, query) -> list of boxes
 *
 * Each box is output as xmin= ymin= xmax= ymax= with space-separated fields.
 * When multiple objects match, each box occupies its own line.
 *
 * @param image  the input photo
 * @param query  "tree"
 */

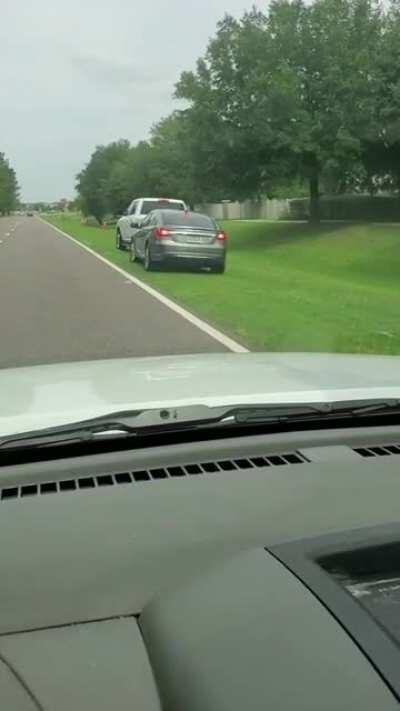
xmin=359 ymin=1 xmax=400 ymax=192
xmin=176 ymin=10 xmax=284 ymax=203
xmin=75 ymin=118 xmax=201 ymax=220
xmin=76 ymin=140 xmax=131 ymax=223
xmin=176 ymin=0 xmax=382 ymax=222
xmin=105 ymin=141 xmax=157 ymax=215
xmin=148 ymin=112 xmax=198 ymax=205
xmin=0 ymin=152 xmax=19 ymax=214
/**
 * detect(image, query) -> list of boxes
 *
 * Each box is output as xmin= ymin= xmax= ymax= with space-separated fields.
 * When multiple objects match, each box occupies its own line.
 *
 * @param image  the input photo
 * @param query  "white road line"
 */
xmin=39 ymin=218 xmax=248 ymax=353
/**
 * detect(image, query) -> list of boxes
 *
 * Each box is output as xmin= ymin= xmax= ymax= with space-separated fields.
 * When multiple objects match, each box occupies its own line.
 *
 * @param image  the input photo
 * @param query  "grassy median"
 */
xmin=44 ymin=213 xmax=400 ymax=354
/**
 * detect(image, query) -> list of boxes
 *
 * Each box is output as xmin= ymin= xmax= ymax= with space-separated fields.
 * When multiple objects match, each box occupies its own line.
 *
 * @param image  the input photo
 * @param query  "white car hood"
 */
xmin=1 ymin=352 xmax=400 ymax=437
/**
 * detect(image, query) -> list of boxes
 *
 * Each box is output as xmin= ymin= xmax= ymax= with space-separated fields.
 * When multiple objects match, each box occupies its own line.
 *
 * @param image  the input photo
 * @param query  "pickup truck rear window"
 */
xmin=141 ymin=200 xmax=185 ymax=214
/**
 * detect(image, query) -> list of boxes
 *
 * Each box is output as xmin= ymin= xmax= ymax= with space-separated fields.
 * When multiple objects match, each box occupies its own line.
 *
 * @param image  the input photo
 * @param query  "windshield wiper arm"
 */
xmin=1 ymin=398 xmax=400 ymax=451
xmin=0 ymin=405 xmax=220 ymax=450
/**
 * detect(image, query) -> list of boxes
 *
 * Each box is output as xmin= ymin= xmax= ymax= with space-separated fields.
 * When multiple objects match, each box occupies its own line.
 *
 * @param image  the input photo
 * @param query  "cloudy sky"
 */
xmin=1 ymin=0 xmax=258 ymax=202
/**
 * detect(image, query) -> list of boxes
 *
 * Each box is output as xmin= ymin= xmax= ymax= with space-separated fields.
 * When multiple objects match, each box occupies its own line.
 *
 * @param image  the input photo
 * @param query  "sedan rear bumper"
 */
xmin=152 ymin=242 xmax=225 ymax=263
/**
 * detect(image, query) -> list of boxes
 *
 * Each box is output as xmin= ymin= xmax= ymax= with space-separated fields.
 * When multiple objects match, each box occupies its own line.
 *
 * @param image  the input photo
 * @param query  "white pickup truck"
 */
xmin=116 ymin=197 xmax=187 ymax=250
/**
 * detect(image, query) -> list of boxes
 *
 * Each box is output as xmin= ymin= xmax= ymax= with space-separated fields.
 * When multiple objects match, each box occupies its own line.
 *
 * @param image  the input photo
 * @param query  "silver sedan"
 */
xmin=130 ymin=209 xmax=227 ymax=273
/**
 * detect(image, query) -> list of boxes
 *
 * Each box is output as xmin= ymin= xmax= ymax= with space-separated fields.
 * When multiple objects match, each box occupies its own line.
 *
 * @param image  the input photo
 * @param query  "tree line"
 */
xmin=0 ymin=152 xmax=19 ymax=215
xmin=76 ymin=0 xmax=400 ymax=224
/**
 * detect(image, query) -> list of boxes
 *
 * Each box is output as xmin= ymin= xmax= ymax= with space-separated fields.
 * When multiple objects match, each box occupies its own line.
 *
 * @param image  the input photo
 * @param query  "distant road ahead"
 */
xmin=0 ymin=216 xmax=231 ymax=369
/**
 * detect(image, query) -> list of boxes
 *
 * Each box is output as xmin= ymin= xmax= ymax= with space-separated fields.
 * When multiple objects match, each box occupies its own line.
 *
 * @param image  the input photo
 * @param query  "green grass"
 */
xmin=44 ymin=213 xmax=400 ymax=354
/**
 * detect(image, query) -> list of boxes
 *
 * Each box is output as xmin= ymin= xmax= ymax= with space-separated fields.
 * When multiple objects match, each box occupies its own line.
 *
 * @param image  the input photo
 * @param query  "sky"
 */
xmin=1 ymin=0 xmax=259 ymax=202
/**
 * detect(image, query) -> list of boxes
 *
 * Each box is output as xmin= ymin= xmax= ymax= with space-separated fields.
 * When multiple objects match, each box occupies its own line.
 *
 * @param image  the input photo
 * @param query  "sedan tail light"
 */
xmin=154 ymin=227 xmax=171 ymax=239
xmin=216 ymin=230 xmax=227 ymax=241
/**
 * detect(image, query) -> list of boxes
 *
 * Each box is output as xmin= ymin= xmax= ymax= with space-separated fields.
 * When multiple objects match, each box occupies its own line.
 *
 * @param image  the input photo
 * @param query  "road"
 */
xmin=0 ymin=216 xmax=231 ymax=369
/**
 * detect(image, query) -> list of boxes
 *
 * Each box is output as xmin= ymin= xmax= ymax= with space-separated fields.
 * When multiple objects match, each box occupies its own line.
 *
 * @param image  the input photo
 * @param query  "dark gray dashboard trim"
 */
xmin=270 ymin=524 xmax=400 ymax=701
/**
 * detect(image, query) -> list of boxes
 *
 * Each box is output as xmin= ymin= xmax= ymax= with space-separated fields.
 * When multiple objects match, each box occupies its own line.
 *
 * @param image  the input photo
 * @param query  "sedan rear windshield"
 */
xmin=162 ymin=212 xmax=215 ymax=229
xmin=141 ymin=200 xmax=185 ymax=214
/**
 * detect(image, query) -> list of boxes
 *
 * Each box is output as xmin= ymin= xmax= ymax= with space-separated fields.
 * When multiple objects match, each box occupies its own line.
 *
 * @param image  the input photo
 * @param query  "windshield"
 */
xmin=1 ymin=0 xmax=399 ymax=432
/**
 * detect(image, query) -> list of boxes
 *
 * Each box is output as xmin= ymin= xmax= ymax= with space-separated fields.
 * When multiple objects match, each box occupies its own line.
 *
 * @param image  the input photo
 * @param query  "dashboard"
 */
xmin=0 ymin=424 xmax=400 ymax=708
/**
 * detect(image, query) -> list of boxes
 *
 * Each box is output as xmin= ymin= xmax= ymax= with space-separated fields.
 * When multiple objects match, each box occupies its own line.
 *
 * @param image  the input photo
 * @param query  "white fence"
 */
xmin=195 ymin=198 xmax=292 ymax=221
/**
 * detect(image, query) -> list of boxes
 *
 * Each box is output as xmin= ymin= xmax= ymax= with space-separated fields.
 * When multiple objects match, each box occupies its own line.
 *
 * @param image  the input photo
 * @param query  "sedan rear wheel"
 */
xmin=116 ymin=229 xmax=123 ymax=250
xmin=129 ymin=239 xmax=137 ymax=263
xmin=212 ymin=259 xmax=225 ymax=274
xmin=144 ymin=243 xmax=154 ymax=271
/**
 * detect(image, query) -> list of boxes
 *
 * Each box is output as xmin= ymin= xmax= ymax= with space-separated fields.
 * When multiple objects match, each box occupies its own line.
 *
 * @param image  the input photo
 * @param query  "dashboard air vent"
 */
xmin=353 ymin=444 xmax=400 ymax=458
xmin=0 ymin=451 xmax=307 ymax=501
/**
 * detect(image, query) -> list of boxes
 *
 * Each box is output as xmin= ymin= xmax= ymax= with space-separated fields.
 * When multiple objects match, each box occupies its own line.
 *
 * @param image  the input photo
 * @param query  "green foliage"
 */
xmin=268 ymin=178 xmax=309 ymax=199
xmin=148 ymin=113 xmax=198 ymax=205
xmin=0 ymin=152 xmax=19 ymax=214
xmin=360 ymin=1 xmax=400 ymax=190
xmin=176 ymin=10 xmax=289 ymax=202
xmin=75 ymin=114 xmax=201 ymax=220
xmin=76 ymin=140 xmax=131 ymax=223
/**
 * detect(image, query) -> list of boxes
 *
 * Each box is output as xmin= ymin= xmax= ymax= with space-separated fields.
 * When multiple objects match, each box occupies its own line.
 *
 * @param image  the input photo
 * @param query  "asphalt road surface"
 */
xmin=0 ymin=216 xmax=230 ymax=369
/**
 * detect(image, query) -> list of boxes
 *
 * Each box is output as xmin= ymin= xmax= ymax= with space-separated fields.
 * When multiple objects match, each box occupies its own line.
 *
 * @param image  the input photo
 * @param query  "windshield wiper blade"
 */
xmin=0 ymin=425 xmax=135 ymax=451
xmin=0 ymin=403 xmax=328 ymax=451
xmin=232 ymin=399 xmax=400 ymax=424
xmin=319 ymin=398 xmax=400 ymax=417
xmin=1 ymin=399 xmax=400 ymax=451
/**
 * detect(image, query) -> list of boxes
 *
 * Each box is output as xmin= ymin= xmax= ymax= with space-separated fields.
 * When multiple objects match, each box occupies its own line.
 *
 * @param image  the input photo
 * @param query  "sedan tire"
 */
xmin=129 ymin=240 xmax=137 ymax=263
xmin=212 ymin=259 xmax=225 ymax=274
xmin=144 ymin=243 xmax=156 ymax=271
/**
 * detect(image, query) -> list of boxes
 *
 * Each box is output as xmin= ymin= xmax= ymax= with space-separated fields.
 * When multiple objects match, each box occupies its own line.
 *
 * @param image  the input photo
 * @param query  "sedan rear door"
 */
xmin=134 ymin=213 xmax=154 ymax=258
